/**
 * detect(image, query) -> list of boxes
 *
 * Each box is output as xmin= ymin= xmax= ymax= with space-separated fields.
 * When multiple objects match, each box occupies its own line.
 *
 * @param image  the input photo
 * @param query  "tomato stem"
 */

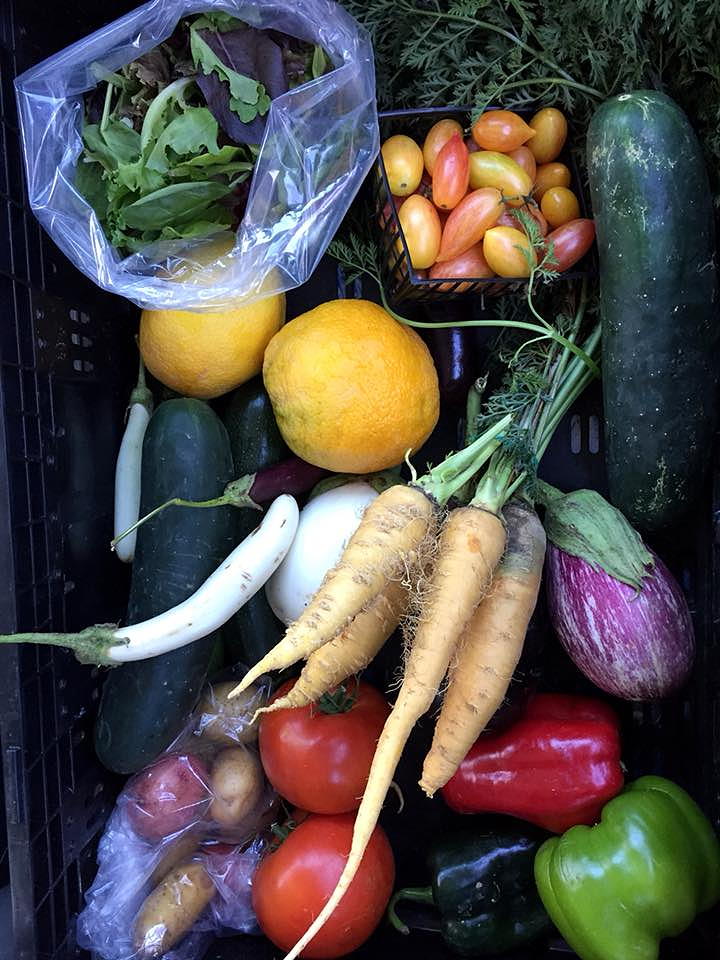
xmin=316 ymin=681 xmax=358 ymax=715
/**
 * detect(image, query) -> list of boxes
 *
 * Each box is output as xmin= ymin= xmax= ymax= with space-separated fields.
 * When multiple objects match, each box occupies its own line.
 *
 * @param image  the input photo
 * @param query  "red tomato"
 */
xmin=432 ymin=133 xmax=469 ymax=210
xmin=259 ymin=680 xmax=390 ymax=814
xmin=544 ymin=218 xmax=595 ymax=271
xmin=253 ymin=813 xmax=395 ymax=959
xmin=437 ymin=187 xmax=503 ymax=262
xmin=429 ymin=243 xmax=494 ymax=291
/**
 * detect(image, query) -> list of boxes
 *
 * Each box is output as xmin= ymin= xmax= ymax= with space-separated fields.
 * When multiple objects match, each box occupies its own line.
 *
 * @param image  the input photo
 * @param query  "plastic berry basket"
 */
xmin=373 ymin=105 xmax=593 ymax=305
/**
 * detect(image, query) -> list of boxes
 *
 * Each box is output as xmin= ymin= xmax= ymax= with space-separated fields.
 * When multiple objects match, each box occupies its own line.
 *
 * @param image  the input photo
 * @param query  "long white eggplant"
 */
xmin=114 ymin=357 xmax=153 ymax=563
xmin=1 ymin=495 xmax=299 ymax=665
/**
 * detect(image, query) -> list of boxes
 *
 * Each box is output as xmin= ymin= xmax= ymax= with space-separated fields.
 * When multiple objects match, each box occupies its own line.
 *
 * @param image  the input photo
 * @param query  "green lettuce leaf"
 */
xmin=119 ymin=180 xmax=232 ymax=230
xmin=145 ymin=106 xmax=220 ymax=173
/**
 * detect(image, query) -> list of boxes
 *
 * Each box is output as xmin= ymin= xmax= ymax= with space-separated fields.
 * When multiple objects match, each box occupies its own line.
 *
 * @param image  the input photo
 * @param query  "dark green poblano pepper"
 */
xmin=388 ymin=819 xmax=552 ymax=955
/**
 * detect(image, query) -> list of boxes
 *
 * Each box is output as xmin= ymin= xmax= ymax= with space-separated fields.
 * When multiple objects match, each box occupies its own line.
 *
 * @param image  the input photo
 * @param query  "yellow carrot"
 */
xmin=280 ymin=505 xmax=506 ymax=960
xmin=229 ymin=484 xmax=436 ymax=698
xmin=257 ymin=580 xmax=408 ymax=716
xmin=419 ymin=501 xmax=546 ymax=796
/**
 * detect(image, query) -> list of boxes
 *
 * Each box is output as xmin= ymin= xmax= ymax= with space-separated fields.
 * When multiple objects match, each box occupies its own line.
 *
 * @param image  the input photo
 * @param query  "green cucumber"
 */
xmin=221 ymin=378 xmax=287 ymax=666
xmin=587 ymin=90 xmax=719 ymax=532
xmin=221 ymin=376 xmax=289 ymax=474
xmin=94 ymin=399 xmax=235 ymax=773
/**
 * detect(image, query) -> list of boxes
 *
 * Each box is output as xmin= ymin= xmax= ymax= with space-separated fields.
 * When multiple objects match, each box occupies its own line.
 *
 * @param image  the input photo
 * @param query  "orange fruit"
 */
xmin=140 ymin=293 xmax=285 ymax=400
xmin=262 ymin=300 xmax=439 ymax=473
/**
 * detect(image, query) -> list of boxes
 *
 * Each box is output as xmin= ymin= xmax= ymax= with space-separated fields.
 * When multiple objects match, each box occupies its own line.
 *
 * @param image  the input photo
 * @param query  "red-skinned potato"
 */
xmin=544 ymin=218 xmax=596 ymax=271
xmin=126 ymin=753 xmax=212 ymax=843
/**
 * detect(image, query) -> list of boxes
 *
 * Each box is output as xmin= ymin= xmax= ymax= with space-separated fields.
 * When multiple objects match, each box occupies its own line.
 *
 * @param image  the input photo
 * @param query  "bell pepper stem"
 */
xmin=387 ymin=886 xmax=435 ymax=935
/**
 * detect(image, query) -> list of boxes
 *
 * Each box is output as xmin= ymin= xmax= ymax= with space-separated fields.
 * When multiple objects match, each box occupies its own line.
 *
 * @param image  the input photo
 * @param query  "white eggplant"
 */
xmin=113 ymin=358 xmax=153 ymax=563
xmin=1 ymin=495 xmax=299 ymax=665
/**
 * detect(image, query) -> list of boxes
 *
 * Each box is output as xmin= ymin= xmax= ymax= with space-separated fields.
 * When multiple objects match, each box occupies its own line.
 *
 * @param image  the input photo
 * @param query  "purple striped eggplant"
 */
xmin=538 ymin=482 xmax=695 ymax=700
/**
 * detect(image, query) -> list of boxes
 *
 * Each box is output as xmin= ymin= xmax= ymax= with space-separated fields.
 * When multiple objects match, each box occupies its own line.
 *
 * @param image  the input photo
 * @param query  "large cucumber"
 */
xmin=587 ymin=90 xmax=719 ymax=532
xmin=95 ymin=399 xmax=235 ymax=773
xmin=221 ymin=378 xmax=288 ymax=666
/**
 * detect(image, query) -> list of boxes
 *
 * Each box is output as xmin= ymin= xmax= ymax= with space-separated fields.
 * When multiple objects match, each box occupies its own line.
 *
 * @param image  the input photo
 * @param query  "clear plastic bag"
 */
xmin=14 ymin=0 xmax=378 ymax=311
xmin=76 ymin=676 xmax=278 ymax=959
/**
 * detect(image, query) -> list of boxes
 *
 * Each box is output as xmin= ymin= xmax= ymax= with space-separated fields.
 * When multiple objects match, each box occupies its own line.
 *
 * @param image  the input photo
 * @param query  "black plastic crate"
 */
xmin=373 ymin=105 xmax=592 ymax=304
xmin=1 ymin=3 xmax=719 ymax=960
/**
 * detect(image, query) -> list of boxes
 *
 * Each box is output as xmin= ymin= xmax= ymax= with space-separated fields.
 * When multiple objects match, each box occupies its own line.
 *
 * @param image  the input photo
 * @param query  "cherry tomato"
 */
xmin=398 ymin=194 xmax=442 ymax=268
xmin=468 ymin=151 xmax=532 ymax=207
xmin=506 ymin=145 xmax=537 ymax=182
xmin=432 ymin=133 xmax=470 ymax=210
xmin=483 ymin=226 xmax=535 ymax=278
xmin=259 ymin=680 xmax=390 ymax=814
xmin=541 ymin=185 xmax=580 ymax=228
xmin=437 ymin=187 xmax=503 ymax=262
xmin=381 ymin=135 xmax=424 ymax=196
xmin=471 ymin=109 xmax=536 ymax=152
xmin=544 ymin=218 xmax=595 ymax=271
xmin=378 ymin=195 xmax=407 ymax=230
xmin=533 ymin=162 xmax=571 ymax=201
xmin=497 ymin=203 xmax=548 ymax=237
xmin=252 ymin=813 xmax=395 ymax=959
xmin=423 ymin=118 xmax=464 ymax=175
xmin=429 ymin=243 xmax=494 ymax=291
xmin=528 ymin=107 xmax=568 ymax=163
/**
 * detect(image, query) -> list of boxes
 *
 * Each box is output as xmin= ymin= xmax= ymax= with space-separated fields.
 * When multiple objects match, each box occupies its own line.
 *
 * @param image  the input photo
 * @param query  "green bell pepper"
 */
xmin=389 ymin=819 xmax=552 ymax=955
xmin=535 ymin=775 xmax=720 ymax=960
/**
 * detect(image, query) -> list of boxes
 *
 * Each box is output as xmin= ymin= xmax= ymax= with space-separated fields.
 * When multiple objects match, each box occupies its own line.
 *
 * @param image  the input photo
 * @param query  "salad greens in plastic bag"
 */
xmin=15 ymin=0 xmax=378 ymax=311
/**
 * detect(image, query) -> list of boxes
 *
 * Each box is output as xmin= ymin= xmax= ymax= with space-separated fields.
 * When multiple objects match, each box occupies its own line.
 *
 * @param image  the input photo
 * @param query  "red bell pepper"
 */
xmin=441 ymin=693 xmax=623 ymax=832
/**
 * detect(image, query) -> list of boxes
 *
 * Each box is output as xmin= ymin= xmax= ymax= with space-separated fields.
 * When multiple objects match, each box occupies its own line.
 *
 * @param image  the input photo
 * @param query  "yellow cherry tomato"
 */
xmin=468 ymin=152 xmax=533 ymax=207
xmin=506 ymin=146 xmax=537 ymax=182
xmin=528 ymin=107 xmax=568 ymax=164
xmin=540 ymin=186 xmax=580 ymax=229
xmin=398 ymin=194 xmax=442 ymax=269
xmin=533 ymin=162 xmax=571 ymax=201
xmin=381 ymin=135 xmax=424 ymax=196
xmin=483 ymin=226 xmax=535 ymax=278
xmin=471 ymin=110 xmax=536 ymax=151
xmin=422 ymin=118 xmax=464 ymax=176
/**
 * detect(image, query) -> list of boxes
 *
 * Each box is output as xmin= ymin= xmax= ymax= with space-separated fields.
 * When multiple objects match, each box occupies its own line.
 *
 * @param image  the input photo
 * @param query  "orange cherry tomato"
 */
xmin=423 ymin=118 xmax=464 ymax=175
xmin=544 ymin=218 xmax=595 ymax=272
xmin=528 ymin=107 xmax=568 ymax=164
xmin=483 ymin=226 xmax=535 ymax=278
xmin=432 ymin=134 xmax=470 ymax=210
xmin=429 ymin=243 xmax=494 ymax=291
xmin=471 ymin=110 xmax=535 ymax=152
xmin=533 ymin=162 xmax=571 ymax=201
xmin=437 ymin=188 xmax=503 ymax=262
xmin=381 ymin=135 xmax=424 ymax=196
xmin=541 ymin=186 xmax=580 ymax=229
xmin=506 ymin=146 xmax=537 ymax=182
xmin=397 ymin=194 xmax=442 ymax=269
xmin=468 ymin=151 xmax=532 ymax=207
